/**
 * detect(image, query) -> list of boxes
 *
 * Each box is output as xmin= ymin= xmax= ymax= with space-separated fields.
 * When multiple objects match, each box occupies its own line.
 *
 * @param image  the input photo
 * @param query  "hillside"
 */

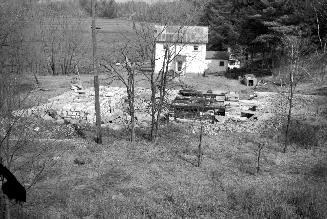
xmin=2 ymin=73 xmax=327 ymax=218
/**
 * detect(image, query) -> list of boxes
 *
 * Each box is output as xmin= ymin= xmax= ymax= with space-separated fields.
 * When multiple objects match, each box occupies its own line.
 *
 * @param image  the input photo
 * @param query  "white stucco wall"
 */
xmin=154 ymin=43 xmax=207 ymax=74
xmin=205 ymin=59 xmax=228 ymax=73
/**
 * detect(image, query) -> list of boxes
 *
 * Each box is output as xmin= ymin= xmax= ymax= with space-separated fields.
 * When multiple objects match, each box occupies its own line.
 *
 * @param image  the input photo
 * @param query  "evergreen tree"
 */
xmin=79 ymin=0 xmax=118 ymax=18
xmin=201 ymin=0 xmax=327 ymax=67
xmin=200 ymin=0 xmax=239 ymax=50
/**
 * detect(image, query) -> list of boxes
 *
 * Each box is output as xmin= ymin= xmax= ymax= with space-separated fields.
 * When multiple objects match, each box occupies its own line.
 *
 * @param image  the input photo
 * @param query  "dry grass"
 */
xmin=7 ymin=117 xmax=325 ymax=218
xmin=179 ymin=74 xmax=252 ymax=93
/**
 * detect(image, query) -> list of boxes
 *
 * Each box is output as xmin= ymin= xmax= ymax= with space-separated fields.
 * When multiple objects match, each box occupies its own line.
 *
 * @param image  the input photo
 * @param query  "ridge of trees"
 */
xmin=201 ymin=0 xmax=327 ymax=68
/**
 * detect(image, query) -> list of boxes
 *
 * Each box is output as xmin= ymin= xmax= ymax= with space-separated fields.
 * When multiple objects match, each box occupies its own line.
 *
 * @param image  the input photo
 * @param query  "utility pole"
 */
xmin=92 ymin=0 xmax=102 ymax=144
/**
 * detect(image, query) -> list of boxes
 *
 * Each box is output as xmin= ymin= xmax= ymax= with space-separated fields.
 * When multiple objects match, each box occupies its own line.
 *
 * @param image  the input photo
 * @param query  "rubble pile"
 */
xmin=13 ymin=87 xmax=128 ymax=123
xmin=13 ymin=87 xmax=179 ymax=126
xmin=15 ymin=84 xmax=318 ymax=134
xmin=185 ymin=92 xmax=285 ymax=135
xmin=193 ymin=92 xmax=320 ymax=135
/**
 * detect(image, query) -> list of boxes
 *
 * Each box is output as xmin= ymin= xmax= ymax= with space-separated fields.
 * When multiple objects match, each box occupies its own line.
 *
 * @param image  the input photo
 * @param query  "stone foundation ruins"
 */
xmin=16 ymin=86 xmax=260 ymax=124
xmin=13 ymin=86 xmax=322 ymax=136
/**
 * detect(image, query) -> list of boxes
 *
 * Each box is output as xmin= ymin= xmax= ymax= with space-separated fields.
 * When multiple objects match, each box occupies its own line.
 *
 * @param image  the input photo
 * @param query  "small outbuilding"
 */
xmin=205 ymin=51 xmax=229 ymax=74
xmin=241 ymin=74 xmax=258 ymax=87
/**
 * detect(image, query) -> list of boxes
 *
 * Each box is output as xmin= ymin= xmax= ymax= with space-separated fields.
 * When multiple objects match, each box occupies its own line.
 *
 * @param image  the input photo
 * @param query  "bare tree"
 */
xmin=281 ymin=35 xmax=309 ymax=153
xmin=100 ymin=22 xmax=187 ymax=142
xmin=0 ymin=77 xmax=62 ymax=219
xmin=0 ymin=2 xmax=62 ymax=218
xmin=38 ymin=2 xmax=85 ymax=75
xmin=312 ymin=0 xmax=327 ymax=82
xmin=146 ymin=2 xmax=206 ymax=142
xmin=197 ymin=114 xmax=204 ymax=167
xmin=101 ymin=44 xmax=137 ymax=142
xmin=256 ymin=142 xmax=264 ymax=173
xmin=101 ymin=2 xmax=205 ymax=142
xmin=131 ymin=24 xmax=206 ymax=142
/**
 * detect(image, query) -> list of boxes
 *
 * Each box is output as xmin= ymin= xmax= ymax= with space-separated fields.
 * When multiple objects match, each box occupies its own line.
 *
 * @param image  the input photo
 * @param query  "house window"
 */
xmin=219 ymin=61 xmax=225 ymax=66
xmin=193 ymin=45 xmax=199 ymax=51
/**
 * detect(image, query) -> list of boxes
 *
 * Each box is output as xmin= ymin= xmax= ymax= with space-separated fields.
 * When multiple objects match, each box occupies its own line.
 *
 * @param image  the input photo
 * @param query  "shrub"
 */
xmin=281 ymin=120 xmax=319 ymax=149
xmin=226 ymin=183 xmax=327 ymax=218
xmin=233 ymin=156 xmax=256 ymax=175
xmin=284 ymin=184 xmax=327 ymax=219
xmin=225 ymin=67 xmax=272 ymax=79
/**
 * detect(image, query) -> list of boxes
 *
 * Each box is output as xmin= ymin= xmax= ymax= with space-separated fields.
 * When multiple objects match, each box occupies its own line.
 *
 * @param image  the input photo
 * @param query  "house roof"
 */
xmin=155 ymin=25 xmax=208 ymax=44
xmin=206 ymin=51 xmax=229 ymax=60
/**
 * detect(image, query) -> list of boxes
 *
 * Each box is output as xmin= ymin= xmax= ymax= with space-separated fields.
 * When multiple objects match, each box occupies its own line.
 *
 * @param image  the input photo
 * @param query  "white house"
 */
xmin=154 ymin=25 xmax=208 ymax=75
xmin=205 ymin=51 xmax=229 ymax=73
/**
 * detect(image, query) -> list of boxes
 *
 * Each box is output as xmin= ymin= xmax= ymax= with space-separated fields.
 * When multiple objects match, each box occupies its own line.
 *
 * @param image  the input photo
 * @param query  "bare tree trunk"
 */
xmin=197 ymin=122 xmax=203 ymax=167
xmin=32 ymin=72 xmax=39 ymax=87
xmin=154 ymin=51 xmax=168 ymax=142
xmin=50 ymin=45 xmax=56 ymax=75
xmin=283 ymin=44 xmax=295 ymax=153
xmin=153 ymin=48 xmax=171 ymax=142
xmin=257 ymin=143 xmax=263 ymax=173
xmin=92 ymin=0 xmax=102 ymax=144
xmin=94 ymin=76 xmax=102 ymax=144
xmin=283 ymin=84 xmax=293 ymax=153
xmin=150 ymin=75 xmax=157 ymax=141
xmin=313 ymin=5 xmax=323 ymax=50
xmin=130 ymin=106 xmax=135 ymax=142
xmin=128 ymin=69 xmax=135 ymax=142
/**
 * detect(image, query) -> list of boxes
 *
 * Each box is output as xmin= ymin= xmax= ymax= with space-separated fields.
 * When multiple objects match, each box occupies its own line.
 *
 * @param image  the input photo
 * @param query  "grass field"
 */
xmin=73 ymin=18 xmax=136 ymax=73
xmin=10 ymin=112 xmax=327 ymax=218
xmin=82 ymin=18 xmax=136 ymax=54
xmin=4 ymin=73 xmax=327 ymax=218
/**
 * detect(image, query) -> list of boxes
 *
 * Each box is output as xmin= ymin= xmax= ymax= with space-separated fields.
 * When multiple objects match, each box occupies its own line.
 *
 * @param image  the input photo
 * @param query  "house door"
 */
xmin=175 ymin=55 xmax=186 ymax=75
xmin=177 ymin=61 xmax=183 ymax=72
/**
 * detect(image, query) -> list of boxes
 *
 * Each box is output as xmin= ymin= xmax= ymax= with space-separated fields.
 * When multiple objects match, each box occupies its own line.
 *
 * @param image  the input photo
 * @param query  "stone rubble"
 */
xmin=13 ymin=87 xmax=179 ymax=126
xmin=188 ymin=92 xmax=288 ymax=135
xmin=14 ymin=86 xmax=318 ymax=135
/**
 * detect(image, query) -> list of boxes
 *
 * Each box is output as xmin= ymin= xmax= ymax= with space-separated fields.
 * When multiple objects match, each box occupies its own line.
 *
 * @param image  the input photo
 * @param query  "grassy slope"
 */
xmin=14 ymin=118 xmax=327 ymax=218
xmin=10 ymin=74 xmax=327 ymax=218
